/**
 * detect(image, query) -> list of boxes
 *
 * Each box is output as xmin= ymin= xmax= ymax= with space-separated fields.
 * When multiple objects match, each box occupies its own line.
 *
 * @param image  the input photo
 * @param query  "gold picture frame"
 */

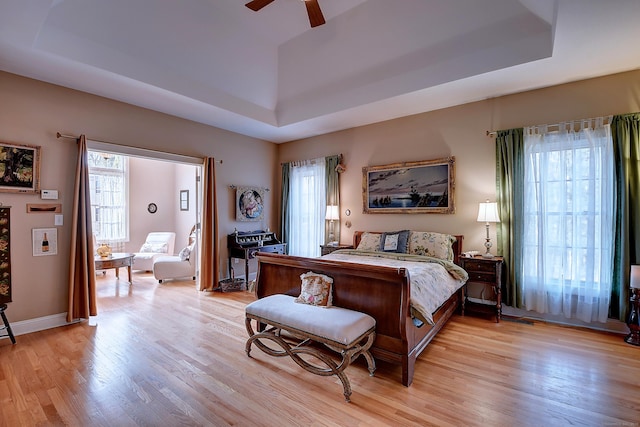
xmin=0 ymin=141 xmax=41 ymax=193
xmin=362 ymin=157 xmax=455 ymax=214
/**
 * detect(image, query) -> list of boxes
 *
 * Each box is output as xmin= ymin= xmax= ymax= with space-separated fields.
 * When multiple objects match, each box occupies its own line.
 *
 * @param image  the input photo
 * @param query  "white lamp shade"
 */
xmin=631 ymin=265 xmax=640 ymax=289
xmin=477 ymin=201 xmax=500 ymax=223
xmin=325 ymin=205 xmax=339 ymax=221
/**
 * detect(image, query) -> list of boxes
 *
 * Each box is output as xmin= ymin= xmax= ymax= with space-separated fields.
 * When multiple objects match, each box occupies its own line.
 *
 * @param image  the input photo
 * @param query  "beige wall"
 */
xmin=123 ymin=157 xmax=198 ymax=254
xmin=278 ymin=69 xmax=640 ymax=255
xmin=0 ymin=71 xmax=278 ymax=324
xmin=2 ymin=68 xmax=639 ymax=328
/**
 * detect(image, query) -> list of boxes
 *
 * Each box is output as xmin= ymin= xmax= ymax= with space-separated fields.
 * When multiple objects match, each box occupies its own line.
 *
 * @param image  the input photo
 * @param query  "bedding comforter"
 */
xmin=322 ymin=249 xmax=468 ymax=325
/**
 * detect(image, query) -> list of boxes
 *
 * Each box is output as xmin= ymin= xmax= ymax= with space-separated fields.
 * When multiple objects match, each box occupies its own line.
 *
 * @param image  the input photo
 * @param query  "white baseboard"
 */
xmin=2 ymin=312 xmax=75 ymax=339
xmin=502 ymin=306 xmax=628 ymax=334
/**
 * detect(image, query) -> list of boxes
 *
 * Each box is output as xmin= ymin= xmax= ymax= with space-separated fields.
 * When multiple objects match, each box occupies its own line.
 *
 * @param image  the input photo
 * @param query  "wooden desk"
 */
xmin=95 ymin=253 xmax=135 ymax=283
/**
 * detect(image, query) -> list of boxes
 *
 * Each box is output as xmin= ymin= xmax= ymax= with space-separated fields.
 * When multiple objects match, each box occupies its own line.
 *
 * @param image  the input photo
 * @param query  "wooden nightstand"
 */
xmin=459 ymin=255 xmax=504 ymax=322
xmin=320 ymin=244 xmax=353 ymax=256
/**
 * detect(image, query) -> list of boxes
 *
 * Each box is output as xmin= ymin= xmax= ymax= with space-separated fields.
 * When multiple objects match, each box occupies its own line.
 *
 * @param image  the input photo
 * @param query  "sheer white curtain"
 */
xmin=288 ymin=157 xmax=326 ymax=257
xmin=88 ymin=152 xmax=128 ymax=251
xmin=522 ymin=118 xmax=615 ymax=323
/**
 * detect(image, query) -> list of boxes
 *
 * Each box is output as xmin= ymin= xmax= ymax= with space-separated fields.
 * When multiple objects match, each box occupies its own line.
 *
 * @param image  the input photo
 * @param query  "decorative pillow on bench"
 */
xmin=295 ymin=271 xmax=334 ymax=307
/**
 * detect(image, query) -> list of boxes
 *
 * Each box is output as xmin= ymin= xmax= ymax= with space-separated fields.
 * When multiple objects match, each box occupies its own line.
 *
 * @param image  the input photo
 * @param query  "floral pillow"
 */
xmin=356 ymin=232 xmax=382 ymax=251
xmin=379 ymin=230 xmax=410 ymax=253
xmin=408 ymin=231 xmax=456 ymax=261
xmin=295 ymin=271 xmax=334 ymax=307
xmin=140 ymin=242 xmax=168 ymax=253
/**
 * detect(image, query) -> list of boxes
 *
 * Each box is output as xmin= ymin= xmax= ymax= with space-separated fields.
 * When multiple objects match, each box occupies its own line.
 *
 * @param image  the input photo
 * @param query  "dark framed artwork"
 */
xmin=0 ymin=141 xmax=41 ymax=193
xmin=362 ymin=156 xmax=455 ymax=214
xmin=180 ymin=190 xmax=189 ymax=211
xmin=0 ymin=207 xmax=10 ymax=304
xmin=236 ymin=186 xmax=264 ymax=222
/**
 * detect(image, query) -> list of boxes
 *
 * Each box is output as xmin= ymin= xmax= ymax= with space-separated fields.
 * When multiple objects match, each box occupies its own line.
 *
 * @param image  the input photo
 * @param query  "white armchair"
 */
xmin=153 ymin=242 xmax=197 ymax=283
xmin=132 ymin=232 xmax=176 ymax=271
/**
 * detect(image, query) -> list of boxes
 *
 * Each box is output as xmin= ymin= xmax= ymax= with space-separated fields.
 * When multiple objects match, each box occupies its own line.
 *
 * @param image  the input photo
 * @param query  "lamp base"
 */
xmin=624 ymin=331 xmax=640 ymax=346
xmin=625 ymin=289 xmax=640 ymax=346
xmin=482 ymin=252 xmax=495 ymax=259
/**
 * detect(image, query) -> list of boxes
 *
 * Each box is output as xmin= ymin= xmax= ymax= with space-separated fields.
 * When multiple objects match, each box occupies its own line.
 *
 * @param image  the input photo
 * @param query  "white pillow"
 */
xmin=356 ymin=232 xmax=382 ymax=251
xmin=140 ymin=242 xmax=168 ymax=253
xmin=179 ymin=246 xmax=192 ymax=261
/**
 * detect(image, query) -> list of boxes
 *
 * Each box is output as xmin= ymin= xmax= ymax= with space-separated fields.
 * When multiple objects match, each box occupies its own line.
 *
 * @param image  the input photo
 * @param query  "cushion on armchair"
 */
xmin=132 ymin=232 xmax=176 ymax=271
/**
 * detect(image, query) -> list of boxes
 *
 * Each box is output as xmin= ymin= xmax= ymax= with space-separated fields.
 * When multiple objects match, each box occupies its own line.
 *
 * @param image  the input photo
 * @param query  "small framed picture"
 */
xmin=180 ymin=190 xmax=189 ymax=211
xmin=33 ymin=228 xmax=57 ymax=256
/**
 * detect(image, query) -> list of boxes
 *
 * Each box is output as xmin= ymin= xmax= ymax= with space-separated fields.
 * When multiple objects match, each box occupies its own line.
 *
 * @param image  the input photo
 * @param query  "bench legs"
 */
xmin=245 ymin=317 xmax=376 ymax=402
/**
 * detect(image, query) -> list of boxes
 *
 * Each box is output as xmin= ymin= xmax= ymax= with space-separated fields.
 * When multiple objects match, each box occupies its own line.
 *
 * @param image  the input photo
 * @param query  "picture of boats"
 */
xmin=363 ymin=157 xmax=455 ymax=214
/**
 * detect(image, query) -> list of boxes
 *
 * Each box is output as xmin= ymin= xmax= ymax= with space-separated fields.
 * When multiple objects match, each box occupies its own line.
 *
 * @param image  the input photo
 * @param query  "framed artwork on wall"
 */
xmin=32 ymin=228 xmax=57 ymax=256
xmin=0 ymin=207 xmax=11 ymax=304
xmin=180 ymin=190 xmax=189 ymax=211
xmin=0 ymin=141 xmax=41 ymax=193
xmin=362 ymin=156 xmax=455 ymax=214
xmin=235 ymin=186 xmax=264 ymax=222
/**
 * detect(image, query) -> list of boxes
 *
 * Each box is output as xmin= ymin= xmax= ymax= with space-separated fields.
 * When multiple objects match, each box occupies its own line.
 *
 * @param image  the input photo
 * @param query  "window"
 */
xmin=288 ymin=158 xmax=326 ymax=257
xmin=88 ymin=151 xmax=129 ymax=245
xmin=522 ymin=121 xmax=614 ymax=323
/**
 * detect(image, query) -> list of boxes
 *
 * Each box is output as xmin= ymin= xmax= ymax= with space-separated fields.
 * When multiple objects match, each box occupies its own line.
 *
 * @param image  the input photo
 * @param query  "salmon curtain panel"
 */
xmin=200 ymin=157 xmax=219 ymax=291
xmin=67 ymin=135 xmax=97 ymax=322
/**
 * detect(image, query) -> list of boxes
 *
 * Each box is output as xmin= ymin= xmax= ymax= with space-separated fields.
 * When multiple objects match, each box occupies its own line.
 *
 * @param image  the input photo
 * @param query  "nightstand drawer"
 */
xmin=467 ymin=272 xmax=496 ymax=283
xmin=462 ymin=259 xmax=496 ymax=273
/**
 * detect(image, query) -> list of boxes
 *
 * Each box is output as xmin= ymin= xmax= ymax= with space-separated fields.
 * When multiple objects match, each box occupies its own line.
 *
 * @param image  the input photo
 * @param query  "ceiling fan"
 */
xmin=245 ymin=0 xmax=326 ymax=28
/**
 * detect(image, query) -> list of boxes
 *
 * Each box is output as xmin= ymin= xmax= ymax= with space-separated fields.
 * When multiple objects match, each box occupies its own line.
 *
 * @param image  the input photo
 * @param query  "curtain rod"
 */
xmin=486 ymin=115 xmax=613 ymax=137
xmin=56 ymin=132 xmax=221 ymax=164
xmin=280 ymin=153 xmax=343 ymax=166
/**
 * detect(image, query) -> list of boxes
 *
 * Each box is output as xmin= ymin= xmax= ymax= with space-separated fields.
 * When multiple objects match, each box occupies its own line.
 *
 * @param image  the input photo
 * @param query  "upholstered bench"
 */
xmin=245 ymin=294 xmax=376 ymax=402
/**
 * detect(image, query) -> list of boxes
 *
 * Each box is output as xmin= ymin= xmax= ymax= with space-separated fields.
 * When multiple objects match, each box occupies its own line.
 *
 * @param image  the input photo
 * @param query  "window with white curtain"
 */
xmin=88 ymin=151 xmax=129 ymax=247
xmin=288 ymin=157 xmax=326 ymax=257
xmin=522 ymin=119 xmax=614 ymax=323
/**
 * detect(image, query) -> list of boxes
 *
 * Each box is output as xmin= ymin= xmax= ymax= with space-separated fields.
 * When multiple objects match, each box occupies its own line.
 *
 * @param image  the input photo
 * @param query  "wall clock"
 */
xmin=147 ymin=203 xmax=157 ymax=214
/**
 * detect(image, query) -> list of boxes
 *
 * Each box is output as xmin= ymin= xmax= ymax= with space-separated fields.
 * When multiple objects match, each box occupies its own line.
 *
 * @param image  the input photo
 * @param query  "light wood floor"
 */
xmin=1 ymin=271 xmax=639 ymax=426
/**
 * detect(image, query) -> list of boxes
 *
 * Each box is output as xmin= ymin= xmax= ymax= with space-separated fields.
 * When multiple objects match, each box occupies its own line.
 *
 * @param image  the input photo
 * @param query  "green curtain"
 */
xmin=495 ymin=128 xmax=525 ymax=308
xmin=325 ymin=155 xmax=341 ymax=244
xmin=280 ymin=162 xmax=291 ymax=254
xmin=611 ymin=113 xmax=640 ymax=321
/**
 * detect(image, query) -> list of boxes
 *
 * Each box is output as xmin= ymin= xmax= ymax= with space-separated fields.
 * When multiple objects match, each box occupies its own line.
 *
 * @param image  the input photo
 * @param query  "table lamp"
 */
xmin=477 ymin=200 xmax=500 ymax=258
xmin=625 ymin=265 xmax=640 ymax=346
xmin=325 ymin=205 xmax=339 ymax=245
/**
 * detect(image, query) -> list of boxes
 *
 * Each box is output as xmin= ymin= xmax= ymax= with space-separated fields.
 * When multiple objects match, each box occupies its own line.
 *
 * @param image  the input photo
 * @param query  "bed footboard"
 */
xmin=254 ymin=252 xmax=455 ymax=386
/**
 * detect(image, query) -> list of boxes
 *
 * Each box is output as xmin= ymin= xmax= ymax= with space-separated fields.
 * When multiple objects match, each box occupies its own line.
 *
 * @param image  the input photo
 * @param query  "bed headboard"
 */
xmin=352 ymin=231 xmax=464 ymax=265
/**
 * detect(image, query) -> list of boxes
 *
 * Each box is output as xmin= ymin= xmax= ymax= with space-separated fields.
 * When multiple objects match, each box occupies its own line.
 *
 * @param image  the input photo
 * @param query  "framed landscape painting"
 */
xmin=0 ymin=141 xmax=41 ymax=193
xmin=362 ymin=157 xmax=455 ymax=214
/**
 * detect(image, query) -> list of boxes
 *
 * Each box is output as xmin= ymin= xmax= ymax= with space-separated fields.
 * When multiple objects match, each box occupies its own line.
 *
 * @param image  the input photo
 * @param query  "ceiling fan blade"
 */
xmin=305 ymin=0 xmax=325 ymax=27
xmin=245 ymin=0 xmax=275 ymax=12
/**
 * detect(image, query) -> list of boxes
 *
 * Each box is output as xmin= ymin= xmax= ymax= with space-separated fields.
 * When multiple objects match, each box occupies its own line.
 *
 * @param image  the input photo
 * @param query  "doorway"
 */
xmin=87 ymin=142 xmax=203 ymax=288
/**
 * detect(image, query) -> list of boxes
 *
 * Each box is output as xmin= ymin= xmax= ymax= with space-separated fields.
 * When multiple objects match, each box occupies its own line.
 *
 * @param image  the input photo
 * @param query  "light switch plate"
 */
xmin=54 ymin=214 xmax=63 ymax=226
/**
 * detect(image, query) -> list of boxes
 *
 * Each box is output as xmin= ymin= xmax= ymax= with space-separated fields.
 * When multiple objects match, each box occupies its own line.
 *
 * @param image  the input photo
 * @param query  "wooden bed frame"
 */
xmin=253 ymin=231 xmax=464 ymax=386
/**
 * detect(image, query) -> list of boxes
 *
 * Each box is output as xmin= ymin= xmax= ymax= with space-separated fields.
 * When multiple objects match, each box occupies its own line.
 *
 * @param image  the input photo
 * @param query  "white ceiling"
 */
xmin=1 ymin=0 xmax=639 ymax=143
